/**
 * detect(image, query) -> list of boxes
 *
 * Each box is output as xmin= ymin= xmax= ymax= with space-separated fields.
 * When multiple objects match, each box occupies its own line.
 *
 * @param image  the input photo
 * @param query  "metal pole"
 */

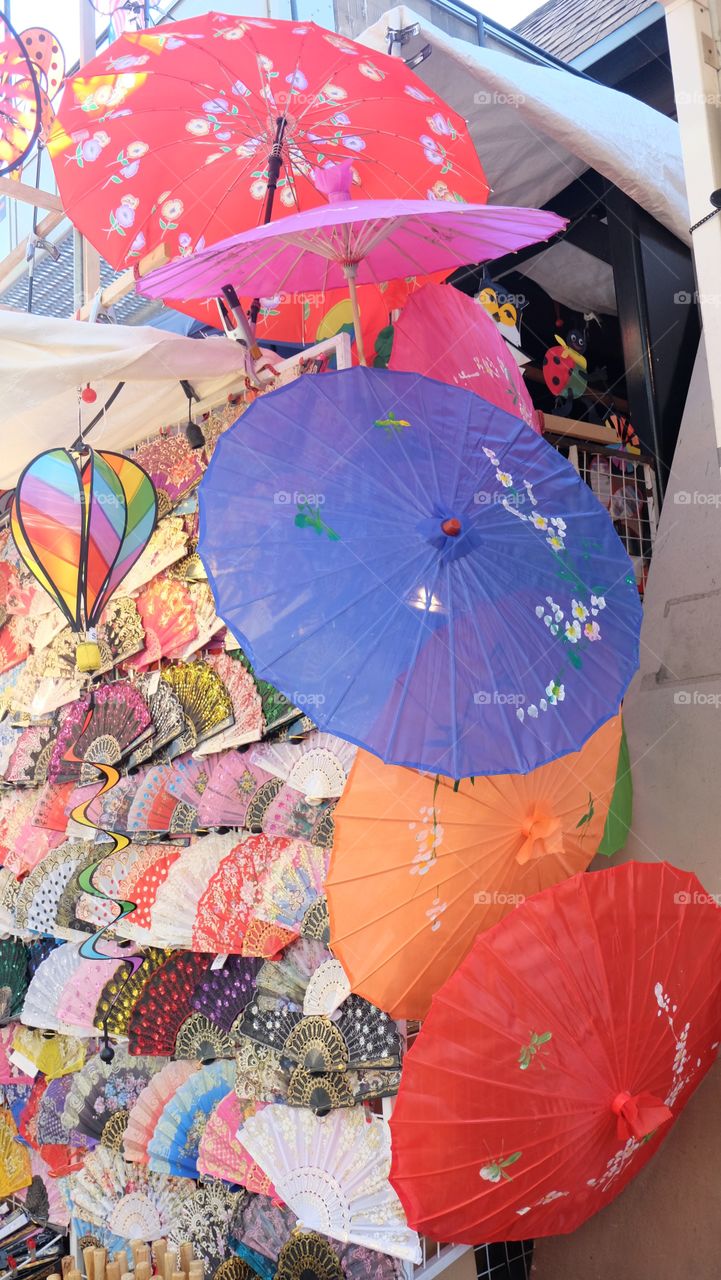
xmin=74 ymin=0 xmax=101 ymax=312
xmin=248 ymin=115 xmax=287 ymax=327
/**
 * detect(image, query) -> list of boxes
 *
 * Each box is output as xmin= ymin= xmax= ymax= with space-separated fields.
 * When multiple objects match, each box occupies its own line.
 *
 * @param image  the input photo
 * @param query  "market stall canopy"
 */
xmin=359 ymin=7 xmax=688 ymax=314
xmin=0 ymin=313 xmax=248 ymax=488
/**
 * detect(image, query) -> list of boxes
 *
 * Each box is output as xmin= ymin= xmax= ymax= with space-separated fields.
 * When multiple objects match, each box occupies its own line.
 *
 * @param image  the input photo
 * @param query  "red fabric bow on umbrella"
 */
xmin=389 ymin=862 xmax=721 ymax=1241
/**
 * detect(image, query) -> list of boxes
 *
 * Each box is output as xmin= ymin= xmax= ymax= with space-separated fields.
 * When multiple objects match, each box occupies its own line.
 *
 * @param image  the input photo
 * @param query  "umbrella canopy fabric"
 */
xmin=48 ymin=11 xmax=488 ymax=273
xmin=198 ymin=367 xmax=641 ymax=778
xmin=389 ymin=281 xmax=540 ymax=434
xmin=327 ymin=714 xmax=622 ymax=1019
xmin=388 ymin=862 xmax=721 ymax=1242
xmin=140 ymin=197 xmax=565 ymax=300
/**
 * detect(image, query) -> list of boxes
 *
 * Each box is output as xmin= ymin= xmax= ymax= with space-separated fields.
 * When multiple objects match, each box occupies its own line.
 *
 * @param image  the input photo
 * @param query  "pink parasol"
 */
xmin=390 ymin=281 xmax=541 ymax=433
xmin=141 ymin=161 xmax=565 ymax=364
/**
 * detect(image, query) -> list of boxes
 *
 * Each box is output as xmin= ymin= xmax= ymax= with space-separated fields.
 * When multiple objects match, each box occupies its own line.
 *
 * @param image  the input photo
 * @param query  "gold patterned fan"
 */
xmin=213 ymin=1260 xmax=255 ymax=1280
xmin=161 ymin=662 xmax=234 ymax=753
xmin=276 ymin=1234 xmax=343 ymax=1280
xmin=94 ymin=948 xmax=172 ymax=1038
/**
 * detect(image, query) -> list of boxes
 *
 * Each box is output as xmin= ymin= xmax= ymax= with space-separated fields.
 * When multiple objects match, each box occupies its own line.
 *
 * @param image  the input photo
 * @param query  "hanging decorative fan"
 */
xmin=0 ymin=615 xmax=35 ymax=674
xmin=21 ymin=942 xmax=95 ymax=1035
xmin=300 ymin=896 xmax=331 ymax=945
xmin=123 ymin=1059 xmax=197 ymax=1166
xmin=62 ymin=1045 xmax=165 ymax=1144
xmin=167 ymin=1183 xmax=241 ymax=1279
xmin=18 ymin=26 xmax=65 ymax=142
xmin=74 ymin=844 xmax=146 ymax=931
xmin=124 ymin=755 xmax=204 ymax=837
xmin=276 ymin=1235 xmax=344 ymax=1280
xmin=182 ymin=584 xmax=224 ymax=658
xmin=94 ymin=596 xmax=146 ymax=672
xmin=113 ymin=845 xmax=185 ymax=940
xmin=231 ymin=1198 xmax=403 ymax=1280
xmin=252 ymin=840 xmax=330 ymax=941
xmin=30 ymin=781 xmax=74 ymax=834
xmin=127 ymin=951 xmax=211 ymax=1056
xmin=145 ymin=832 xmax=240 ymax=949
xmin=236 ymin=995 xmax=402 ymax=1074
xmin=1 ymin=788 xmax=65 ymax=878
xmin=252 ymin=733 xmax=357 ymax=801
xmin=256 ymin=784 xmax=337 ymax=850
xmin=117 ymin=517 xmax=188 ymax=599
xmin=57 ymin=955 xmax=123 ymax=1033
xmin=134 ymin=437 xmax=205 ymax=520
xmin=0 ymin=13 xmax=40 ymax=178
xmin=129 ymin=577 xmax=198 ymax=670
xmin=303 ymin=959 xmax=351 ymax=1018
xmin=0 ymin=936 xmax=29 ymax=1023
xmin=195 ymin=653 xmax=264 ymax=755
xmin=214 ymin=1260 xmax=256 ymax=1280
xmin=49 ymin=681 xmax=154 ymax=783
xmin=233 ymin=1040 xmax=288 ymax=1106
xmin=12 ymin=448 xmax=157 ymax=674
xmin=93 ymin=948 xmax=172 ymax=1039
xmin=70 ymin=1145 xmax=192 ymax=1238
xmin=254 ymin=939 xmax=329 ymax=1010
xmin=26 ymin=936 xmax=62 ymax=976
xmin=174 ymin=1012 xmax=236 ymax=1063
xmin=4 ymin=718 xmax=57 ymax=786
xmin=197 ymin=1092 xmax=276 ymax=1196
xmin=0 ymin=1107 xmax=32 ymax=1196
xmin=161 ymin=662 xmax=234 ymax=754
xmin=226 ymin=646 xmax=299 ymax=738
xmin=12 ymin=1026 xmax=86 ymax=1079
xmin=18 ymin=1149 xmax=71 ymax=1228
xmin=191 ymin=956 xmax=261 ymax=1033
xmin=0 ymin=1025 xmax=34 ymax=1084
xmin=196 ymin=752 xmax=278 ymax=830
xmin=283 ymin=1066 xmax=356 ymax=1116
xmin=126 ymin=674 xmax=186 ymax=770
xmin=14 ymin=840 xmax=99 ymax=940
xmin=238 ymin=1106 xmax=420 ymax=1263
xmin=147 ymin=1059 xmax=235 ymax=1179
xmin=22 ymin=1075 xmax=89 ymax=1176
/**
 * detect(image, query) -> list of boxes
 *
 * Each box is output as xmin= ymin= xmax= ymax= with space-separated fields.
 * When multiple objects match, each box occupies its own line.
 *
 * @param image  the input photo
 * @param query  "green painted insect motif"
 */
xmin=480 ymin=1152 xmax=523 ymax=1183
xmin=294 ymin=502 xmax=340 ymax=541
xmin=373 ymin=411 xmax=411 ymax=436
xmin=518 ymin=1030 xmax=553 ymax=1071
xmin=575 ymin=793 xmax=595 ymax=830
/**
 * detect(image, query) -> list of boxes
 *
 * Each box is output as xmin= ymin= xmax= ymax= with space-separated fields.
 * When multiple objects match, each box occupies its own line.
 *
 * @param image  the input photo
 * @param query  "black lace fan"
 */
xmin=237 ymin=994 xmax=401 ymax=1073
xmin=276 ymin=1234 xmax=343 ymax=1280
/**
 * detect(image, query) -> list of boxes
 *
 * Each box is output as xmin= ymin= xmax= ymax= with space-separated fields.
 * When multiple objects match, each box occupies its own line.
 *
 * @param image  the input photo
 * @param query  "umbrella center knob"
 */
xmin=517 ymin=811 xmax=564 ymax=864
xmin=441 ymin=517 xmax=462 ymax=537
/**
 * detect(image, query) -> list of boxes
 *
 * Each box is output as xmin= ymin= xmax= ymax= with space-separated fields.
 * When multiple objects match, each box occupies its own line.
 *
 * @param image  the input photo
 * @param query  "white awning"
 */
xmin=359 ymin=7 xmax=689 ymax=313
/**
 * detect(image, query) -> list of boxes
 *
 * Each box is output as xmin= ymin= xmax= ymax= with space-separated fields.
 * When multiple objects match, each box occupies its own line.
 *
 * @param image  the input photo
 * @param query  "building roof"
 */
xmin=514 ymin=0 xmax=658 ymax=64
xmin=0 ymin=228 xmax=152 ymax=324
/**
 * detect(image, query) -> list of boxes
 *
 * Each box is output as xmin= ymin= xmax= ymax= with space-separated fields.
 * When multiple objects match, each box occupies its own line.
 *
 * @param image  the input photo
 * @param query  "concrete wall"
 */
xmin=533 ymin=338 xmax=721 ymax=1278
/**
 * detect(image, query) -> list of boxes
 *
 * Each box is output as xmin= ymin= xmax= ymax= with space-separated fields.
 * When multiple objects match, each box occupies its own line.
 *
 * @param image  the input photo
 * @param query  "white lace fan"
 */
xmin=147 ymin=833 xmax=238 ymax=948
xmin=252 ymin=732 xmax=357 ymax=801
xmin=303 ymin=958 xmax=351 ymax=1018
xmin=238 ymin=1105 xmax=421 ymax=1263
xmin=21 ymin=943 xmax=94 ymax=1036
xmin=69 ymin=1146 xmax=191 ymax=1238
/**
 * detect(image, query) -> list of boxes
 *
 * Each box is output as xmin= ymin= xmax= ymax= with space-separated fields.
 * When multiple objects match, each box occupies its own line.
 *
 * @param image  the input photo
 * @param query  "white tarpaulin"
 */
xmin=360 ymin=8 xmax=689 ymax=313
xmin=0 ymin=312 xmax=249 ymax=488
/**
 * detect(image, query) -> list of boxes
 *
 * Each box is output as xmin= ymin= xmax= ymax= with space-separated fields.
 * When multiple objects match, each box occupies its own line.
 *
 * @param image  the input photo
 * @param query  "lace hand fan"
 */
xmin=148 ymin=832 xmax=242 ymax=949
xmin=49 ymin=682 xmax=153 ymax=784
xmin=73 ymin=842 xmax=145 ymax=931
xmin=57 ymin=955 xmax=122 ymax=1034
xmin=21 ymin=943 xmax=94 ymax=1035
xmin=12 ymin=1026 xmax=86 ymax=1079
xmin=230 ymin=1193 xmax=296 ymax=1262
xmin=254 ymin=939 xmax=331 ymax=1009
xmin=256 ymin=783 xmax=336 ymax=849
xmin=238 ymin=1106 xmax=421 ymax=1263
xmin=14 ymin=840 xmax=99 ymax=940
xmin=0 ymin=1107 xmax=32 ymax=1196
xmin=226 ymin=645 xmax=299 ymax=737
xmin=116 ymin=517 xmax=188 ymax=598
xmin=191 ymin=956 xmax=261 ymax=1033
xmin=62 ymin=1045 xmax=165 ymax=1143
xmin=127 ymin=951 xmax=211 ymax=1056
xmin=303 ymin=959 xmax=351 ymax=1018
xmin=31 ymin=780 xmax=74 ymax=833
xmin=195 ymin=654 xmax=264 ymax=756
xmin=12 ymin=631 xmax=84 ymax=719
xmin=97 ymin=596 xmax=146 ymax=670
xmin=187 ymin=835 xmax=298 ymax=956
xmin=235 ymin=996 xmax=401 ymax=1076
xmin=167 ymin=1183 xmax=240 ymax=1279
xmin=161 ymin=662 xmax=234 ymax=754
xmin=125 ymin=755 xmax=204 ymax=838
xmin=3 ymin=791 xmax=65 ymax=878
xmin=182 ymin=584 xmax=224 ymax=659
xmin=174 ymin=1012 xmax=236 ymax=1062
xmin=4 ymin=718 xmax=57 ymax=786
xmin=251 ymin=733 xmax=357 ymax=802
xmin=197 ymin=1091 xmax=276 ymax=1196
xmin=147 ymin=1058 xmax=235 ymax=1179
xmin=0 ymin=868 xmax=23 ymax=938
xmin=126 ymin=675 xmax=186 ymax=770
xmin=134 ymin=437 xmax=204 ymax=520
xmin=93 ymin=948 xmax=172 ymax=1039
xmin=70 ymin=1145 xmax=192 ymax=1237
xmin=113 ymin=845 xmax=184 ymax=942
xmin=123 ymin=1059 xmax=197 ymax=1165
xmin=0 ymin=935 xmax=29 ymax=1023
xmin=196 ymin=752 xmax=276 ymax=830
xmin=129 ymin=577 xmax=198 ymax=670
xmin=252 ymin=840 xmax=329 ymax=939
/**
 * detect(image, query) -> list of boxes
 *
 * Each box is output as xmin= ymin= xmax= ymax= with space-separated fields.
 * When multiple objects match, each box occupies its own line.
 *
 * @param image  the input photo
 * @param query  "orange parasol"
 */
xmin=327 ymin=713 xmax=622 ymax=1019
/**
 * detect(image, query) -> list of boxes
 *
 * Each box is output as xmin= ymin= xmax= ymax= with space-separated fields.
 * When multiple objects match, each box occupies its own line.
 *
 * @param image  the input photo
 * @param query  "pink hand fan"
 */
xmin=125 ymin=755 xmax=205 ymax=837
xmin=194 ymin=653 xmax=264 ymax=755
xmin=49 ymin=682 xmax=153 ymax=783
xmin=195 ymin=751 xmax=275 ymax=829
xmin=124 ymin=1059 xmax=198 ymax=1165
xmin=197 ymin=1091 xmax=279 ymax=1198
xmin=133 ymin=436 xmax=204 ymax=519
xmin=128 ymin=577 xmax=198 ymax=670
xmin=57 ymin=955 xmax=123 ymax=1032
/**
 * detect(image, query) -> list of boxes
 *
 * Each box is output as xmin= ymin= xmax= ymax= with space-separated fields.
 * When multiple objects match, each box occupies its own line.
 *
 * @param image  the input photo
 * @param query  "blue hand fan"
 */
xmin=147 ymin=1059 xmax=235 ymax=1178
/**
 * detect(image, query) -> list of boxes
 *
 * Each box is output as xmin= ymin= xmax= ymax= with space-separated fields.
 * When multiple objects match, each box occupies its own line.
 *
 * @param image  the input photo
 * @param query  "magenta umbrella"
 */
xmin=140 ymin=161 xmax=566 ymax=364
